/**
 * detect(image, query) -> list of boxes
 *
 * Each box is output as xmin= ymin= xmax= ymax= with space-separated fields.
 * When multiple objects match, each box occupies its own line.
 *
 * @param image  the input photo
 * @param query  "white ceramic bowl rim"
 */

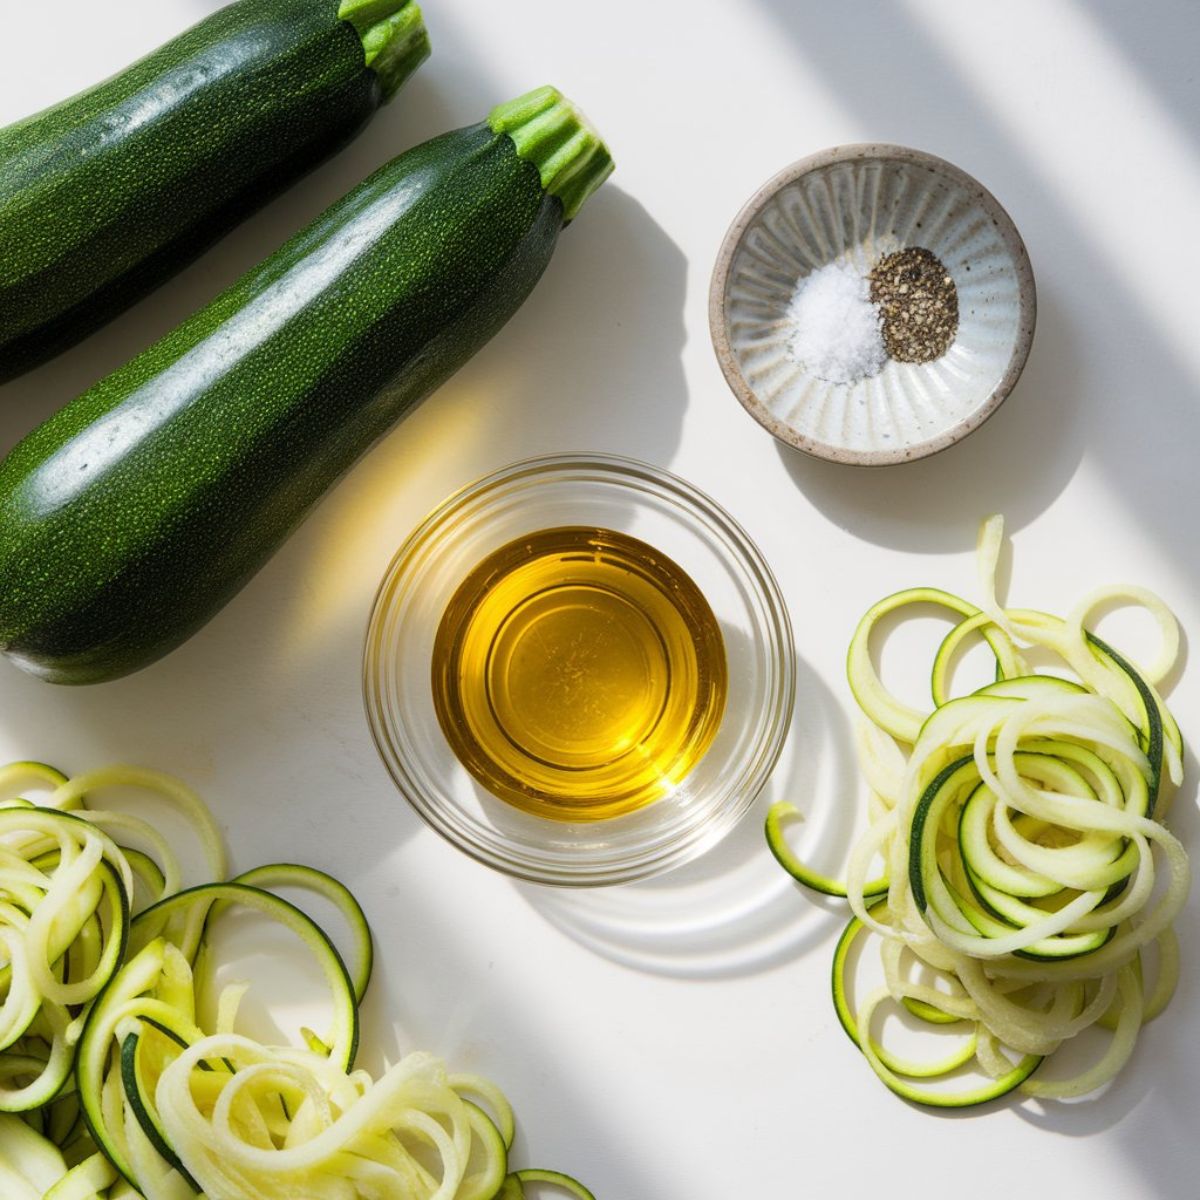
xmin=709 ymin=142 xmax=1037 ymax=466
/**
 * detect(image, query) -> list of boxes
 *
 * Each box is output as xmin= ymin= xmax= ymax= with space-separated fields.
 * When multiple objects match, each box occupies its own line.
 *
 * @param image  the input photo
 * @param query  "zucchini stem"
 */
xmin=338 ymin=0 xmax=430 ymax=102
xmin=490 ymin=86 xmax=615 ymax=223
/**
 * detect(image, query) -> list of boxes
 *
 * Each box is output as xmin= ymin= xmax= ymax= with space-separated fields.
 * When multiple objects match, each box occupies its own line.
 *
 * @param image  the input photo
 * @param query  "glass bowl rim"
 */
xmin=362 ymin=451 xmax=796 ymax=887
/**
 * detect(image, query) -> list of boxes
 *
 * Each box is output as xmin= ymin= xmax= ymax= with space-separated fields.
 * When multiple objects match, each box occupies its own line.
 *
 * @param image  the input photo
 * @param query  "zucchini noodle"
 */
xmin=153 ymin=1037 xmax=506 ymax=1200
xmin=0 ymin=767 xmax=221 ymax=1115
xmin=1 ymin=766 xmax=590 ymax=1198
xmin=768 ymin=516 xmax=1191 ymax=1106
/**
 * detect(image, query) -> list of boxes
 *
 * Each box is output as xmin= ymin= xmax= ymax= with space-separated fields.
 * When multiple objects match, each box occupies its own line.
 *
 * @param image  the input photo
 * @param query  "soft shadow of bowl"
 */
xmin=773 ymin=288 xmax=1084 ymax=552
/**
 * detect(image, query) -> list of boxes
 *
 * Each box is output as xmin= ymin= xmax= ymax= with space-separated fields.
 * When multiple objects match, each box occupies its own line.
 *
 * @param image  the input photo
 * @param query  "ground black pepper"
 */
xmin=869 ymin=247 xmax=958 ymax=363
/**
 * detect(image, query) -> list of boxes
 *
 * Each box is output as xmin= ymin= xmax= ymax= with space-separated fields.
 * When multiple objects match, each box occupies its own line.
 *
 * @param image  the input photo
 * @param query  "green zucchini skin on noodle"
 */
xmin=0 ymin=0 xmax=426 ymax=381
xmin=0 ymin=118 xmax=566 ymax=684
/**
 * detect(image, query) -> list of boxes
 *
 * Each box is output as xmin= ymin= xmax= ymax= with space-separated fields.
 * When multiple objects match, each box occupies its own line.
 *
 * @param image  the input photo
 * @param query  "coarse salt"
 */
xmin=785 ymin=260 xmax=886 ymax=384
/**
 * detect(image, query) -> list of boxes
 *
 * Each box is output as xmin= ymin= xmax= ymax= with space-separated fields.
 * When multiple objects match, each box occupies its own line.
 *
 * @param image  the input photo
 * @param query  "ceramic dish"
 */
xmin=710 ymin=144 xmax=1036 ymax=465
xmin=363 ymin=453 xmax=795 ymax=887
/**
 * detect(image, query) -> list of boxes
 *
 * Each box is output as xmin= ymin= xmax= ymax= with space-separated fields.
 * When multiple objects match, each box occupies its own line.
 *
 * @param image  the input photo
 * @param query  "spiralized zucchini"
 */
xmin=0 ymin=765 xmax=590 ymax=1198
xmin=0 ymin=766 xmax=223 ymax=1116
xmin=768 ymin=516 xmax=1191 ymax=1105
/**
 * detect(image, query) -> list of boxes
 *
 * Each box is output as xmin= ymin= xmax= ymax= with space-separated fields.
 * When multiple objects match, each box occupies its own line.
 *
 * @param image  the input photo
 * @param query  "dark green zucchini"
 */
xmin=0 ymin=86 xmax=613 ymax=684
xmin=0 ymin=0 xmax=429 ymax=382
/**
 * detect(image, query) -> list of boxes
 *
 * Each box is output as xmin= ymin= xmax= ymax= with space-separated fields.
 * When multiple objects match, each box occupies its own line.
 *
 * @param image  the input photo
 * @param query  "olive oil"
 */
xmin=432 ymin=527 xmax=727 ymax=820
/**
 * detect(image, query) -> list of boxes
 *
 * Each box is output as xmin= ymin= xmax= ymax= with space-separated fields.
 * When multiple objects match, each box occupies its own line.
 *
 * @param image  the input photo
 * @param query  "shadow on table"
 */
xmin=776 ymin=288 xmax=1084 ymax=551
xmin=1088 ymin=1 xmax=1200 ymax=150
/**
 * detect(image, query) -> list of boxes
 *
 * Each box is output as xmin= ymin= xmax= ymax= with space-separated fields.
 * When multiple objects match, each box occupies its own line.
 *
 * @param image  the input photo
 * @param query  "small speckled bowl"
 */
xmin=710 ymin=144 xmax=1036 ymax=466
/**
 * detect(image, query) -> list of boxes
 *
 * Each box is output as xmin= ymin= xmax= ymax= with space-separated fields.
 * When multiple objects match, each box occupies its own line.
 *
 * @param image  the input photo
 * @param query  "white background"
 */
xmin=2 ymin=1 xmax=1200 ymax=1196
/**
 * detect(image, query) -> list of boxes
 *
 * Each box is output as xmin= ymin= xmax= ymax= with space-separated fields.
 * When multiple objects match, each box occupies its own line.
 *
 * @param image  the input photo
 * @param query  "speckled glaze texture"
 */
xmin=0 ymin=123 xmax=562 ymax=683
xmin=710 ymin=145 xmax=1036 ymax=465
xmin=0 ymin=0 xmax=424 ymax=381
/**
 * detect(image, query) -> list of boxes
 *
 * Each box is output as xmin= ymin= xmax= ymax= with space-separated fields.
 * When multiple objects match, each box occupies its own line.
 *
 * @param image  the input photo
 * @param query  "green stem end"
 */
xmin=339 ymin=0 xmax=431 ymax=103
xmin=489 ymin=86 xmax=615 ymax=223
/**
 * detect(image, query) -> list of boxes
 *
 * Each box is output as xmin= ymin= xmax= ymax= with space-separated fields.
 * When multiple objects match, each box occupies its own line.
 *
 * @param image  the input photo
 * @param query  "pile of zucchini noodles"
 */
xmin=767 ymin=516 xmax=1191 ymax=1106
xmin=0 ymin=764 xmax=590 ymax=1198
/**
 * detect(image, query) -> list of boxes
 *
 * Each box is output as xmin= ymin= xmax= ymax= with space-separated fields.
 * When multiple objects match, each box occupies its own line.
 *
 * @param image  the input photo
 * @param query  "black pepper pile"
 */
xmin=869 ymin=247 xmax=958 ymax=363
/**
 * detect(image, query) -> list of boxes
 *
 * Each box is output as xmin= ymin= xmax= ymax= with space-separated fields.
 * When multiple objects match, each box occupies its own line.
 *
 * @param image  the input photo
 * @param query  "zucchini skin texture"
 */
xmin=0 ymin=123 xmax=562 ymax=684
xmin=0 ymin=0 xmax=386 ymax=381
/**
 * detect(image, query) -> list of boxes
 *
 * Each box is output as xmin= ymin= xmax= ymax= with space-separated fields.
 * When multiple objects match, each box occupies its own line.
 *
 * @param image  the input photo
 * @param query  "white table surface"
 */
xmin=3 ymin=1 xmax=1200 ymax=1196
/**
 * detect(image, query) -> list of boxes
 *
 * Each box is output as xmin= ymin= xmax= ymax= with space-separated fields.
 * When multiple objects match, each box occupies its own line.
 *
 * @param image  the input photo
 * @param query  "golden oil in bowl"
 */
xmin=431 ymin=527 xmax=727 ymax=821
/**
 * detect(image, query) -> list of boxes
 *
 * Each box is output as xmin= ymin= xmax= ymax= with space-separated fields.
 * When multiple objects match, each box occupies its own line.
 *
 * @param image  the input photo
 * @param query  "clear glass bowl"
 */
xmin=363 ymin=453 xmax=795 ymax=887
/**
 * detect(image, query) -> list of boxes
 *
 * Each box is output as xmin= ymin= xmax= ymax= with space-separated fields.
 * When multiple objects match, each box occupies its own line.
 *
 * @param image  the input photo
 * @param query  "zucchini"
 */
xmin=0 ymin=0 xmax=430 ymax=381
xmin=0 ymin=86 xmax=612 ymax=684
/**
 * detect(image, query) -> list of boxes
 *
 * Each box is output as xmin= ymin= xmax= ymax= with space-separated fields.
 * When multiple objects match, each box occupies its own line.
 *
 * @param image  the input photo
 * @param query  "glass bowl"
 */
xmin=363 ymin=453 xmax=795 ymax=887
